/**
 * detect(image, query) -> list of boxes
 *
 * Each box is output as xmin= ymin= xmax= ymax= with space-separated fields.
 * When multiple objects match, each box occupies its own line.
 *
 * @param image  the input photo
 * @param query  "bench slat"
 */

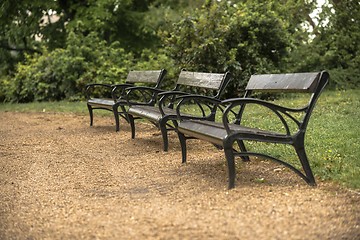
xmin=246 ymin=72 xmax=320 ymax=92
xmin=126 ymin=70 xmax=165 ymax=84
xmin=177 ymin=71 xmax=226 ymax=90
xmin=87 ymin=98 xmax=115 ymax=107
xmin=128 ymin=105 xmax=173 ymax=122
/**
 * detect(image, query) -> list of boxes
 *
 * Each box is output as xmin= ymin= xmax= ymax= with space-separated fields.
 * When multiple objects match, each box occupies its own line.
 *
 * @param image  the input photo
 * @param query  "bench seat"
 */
xmin=87 ymin=98 xmax=120 ymax=107
xmin=178 ymin=120 xmax=291 ymax=147
xmin=128 ymin=105 xmax=177 ymax=122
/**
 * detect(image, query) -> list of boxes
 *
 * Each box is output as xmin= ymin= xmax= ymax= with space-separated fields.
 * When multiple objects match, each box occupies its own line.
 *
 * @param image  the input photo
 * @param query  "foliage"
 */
xmin=160 ymin=1 xmax=291 ymax=97
xmin=6 ymin=30 xmax=134 ymax=102
xmin=286 ymin=0 xmax=360 ymax=89
xmin=0 ymin=0 xmax=170 ymax=77
xmin=1 ymin=0 xmax=359 ymax=101
xmin=133 ymin=48 xmax=177 ymax=88
xmin=3 ymin=23 xmax=177 ymax=102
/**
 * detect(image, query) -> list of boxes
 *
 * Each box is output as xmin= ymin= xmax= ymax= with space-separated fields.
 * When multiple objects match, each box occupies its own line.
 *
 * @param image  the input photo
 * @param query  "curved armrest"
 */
xmin=126 ymin=86 xmax=165 ymax=93
xmin=222 ymin=98 xmax=306 ymax=113
xmin=86 ymin=83 xmax=113 ymax=88
xmin=175 ymin=95 xmax=221 ymax=121
xmin=111 ymin=83 xmax=135 ymax=100
xmin=157 ymin=91 xmax=188 ymax=115
xmin=85 ymin=83 xmax=114 ymax=99
xmin=125 ymin=86 xmax=165 ymax=106
xmin=222 ymin=98 xmax=307 ymax=135
xmin=158 ymin=90 xmax=186 ymax=97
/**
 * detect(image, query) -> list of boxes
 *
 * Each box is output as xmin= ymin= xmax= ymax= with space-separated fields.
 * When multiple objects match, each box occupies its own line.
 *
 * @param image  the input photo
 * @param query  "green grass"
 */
xmin=307 ymin=90 xmax=360 ymax=189
xmin=1 ymin=90 xmax=359 ymax=189
xmin=0 ymin=101 xmax=114 ymax=116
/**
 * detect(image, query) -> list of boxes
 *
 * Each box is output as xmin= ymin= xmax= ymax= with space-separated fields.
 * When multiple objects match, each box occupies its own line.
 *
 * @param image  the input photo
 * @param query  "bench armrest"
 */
xmin=85 ymin=83 xmax=114 ymax=100
xmin=125 ymin=86 xmax=166 ymax=106
xmin=111 ymin=83 xmax=136 ymax=100
xmin=156 ymin=91 xmax=188 ymax=115
xmin=222 ymin=98 xmax=307 ymax=136
xmin=175 ymin=95 xmax=222 ymax=121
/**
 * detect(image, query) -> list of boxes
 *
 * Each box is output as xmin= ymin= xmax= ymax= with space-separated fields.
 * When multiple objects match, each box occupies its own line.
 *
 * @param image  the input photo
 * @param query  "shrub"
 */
xmin=7 ymin=31 xmax=134 ymax=102
xmin=160 ymin=1 xmax=290 ymax=98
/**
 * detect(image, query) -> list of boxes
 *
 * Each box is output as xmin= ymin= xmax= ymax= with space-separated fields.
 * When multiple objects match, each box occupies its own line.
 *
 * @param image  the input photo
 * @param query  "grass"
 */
xmin=307 ymin=90 xmax=360 ymax=189
xmin=1 ymin=89 xmax=359 ymax=189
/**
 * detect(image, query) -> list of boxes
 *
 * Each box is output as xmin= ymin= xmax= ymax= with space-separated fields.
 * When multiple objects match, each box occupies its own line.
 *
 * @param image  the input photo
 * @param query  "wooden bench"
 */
xmin=126 ymin=70 xmax=231 ymax=151
xmin=86 ymin=69 xmax=167 ymax=131
xmin=176 ymin=71 xmax=329 ymax=189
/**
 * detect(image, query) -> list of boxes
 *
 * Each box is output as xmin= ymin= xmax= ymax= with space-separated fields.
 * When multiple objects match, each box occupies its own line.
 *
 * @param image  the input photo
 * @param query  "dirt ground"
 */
xmin=0 ymin=111 xmax=359 ymax=239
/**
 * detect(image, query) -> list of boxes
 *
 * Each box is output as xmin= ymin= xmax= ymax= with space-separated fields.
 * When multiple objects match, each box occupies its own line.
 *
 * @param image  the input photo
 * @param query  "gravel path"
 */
xmin=0 ymin=112 xmax=359 ymax=239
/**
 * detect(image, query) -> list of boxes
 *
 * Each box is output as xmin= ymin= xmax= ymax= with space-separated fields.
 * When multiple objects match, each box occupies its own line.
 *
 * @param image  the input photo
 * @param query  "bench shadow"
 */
xmin=177 ymin=157 xmax=305 ymax=189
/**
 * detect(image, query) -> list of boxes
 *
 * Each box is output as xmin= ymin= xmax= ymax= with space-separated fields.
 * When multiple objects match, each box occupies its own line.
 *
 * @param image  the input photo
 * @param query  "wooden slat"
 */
xmin=126 ymin=70 xmax=163 ymax=83
xmin=246 ymin=72 xmax=320 ymax=92
xmin=177 ymin=71 xmax=225 ymax=90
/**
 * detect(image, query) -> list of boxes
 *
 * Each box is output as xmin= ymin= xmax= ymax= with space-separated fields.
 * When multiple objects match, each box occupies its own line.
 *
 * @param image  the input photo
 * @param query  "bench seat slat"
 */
xmin=87 ymin=98 xmax=115 ymax=107
xmin=128 ymin=105 xmax=172 ymax=122
xmin=178 ymin=120 xmax=291 ymax=146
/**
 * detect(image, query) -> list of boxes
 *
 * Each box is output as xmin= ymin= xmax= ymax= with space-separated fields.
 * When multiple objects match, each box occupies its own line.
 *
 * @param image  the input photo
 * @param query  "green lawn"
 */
xmin=1 ymin=89 xmax=359 ymax=189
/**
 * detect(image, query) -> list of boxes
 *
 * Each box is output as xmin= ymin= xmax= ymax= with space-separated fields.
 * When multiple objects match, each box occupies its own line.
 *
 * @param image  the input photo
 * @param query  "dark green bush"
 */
xmin=4 ymin=26 xmax=177 ymax=103
xmin=160 ymin=1 xmax=290 ymax=98
xmin=7 ymin=30 xmax=134 ymax=102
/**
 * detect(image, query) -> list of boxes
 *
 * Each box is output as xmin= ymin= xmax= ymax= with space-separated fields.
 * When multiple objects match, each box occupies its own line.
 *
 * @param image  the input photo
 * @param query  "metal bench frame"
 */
xmin=176 ymin=71 xmax=329 ymax=189
xmin=126 ymin=70 xmax=231 ymax=151
xmin=85 ymin=69 xmax=167 ymax=131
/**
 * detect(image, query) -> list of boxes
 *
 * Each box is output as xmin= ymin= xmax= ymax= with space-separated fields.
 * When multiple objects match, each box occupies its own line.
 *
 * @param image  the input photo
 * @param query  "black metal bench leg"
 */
xmin=160 ymin=123 xmax=169 ymax=152
xmin=295 ymin=146 xmax=316 ymax=186
xmin=224 ymin=146 xmax=236 ymax=189
xmin=87 ymin=104 xmax=93 ymax=127
xmin=128 ymin=114 xmax=135 ymax=139
xmin=112 ymin=105 xmax=120 ymax=132
xmin=157 ymin=118 xmax=171 ymax=152
xmin=177 ymin=132 xmax=187 ymax=163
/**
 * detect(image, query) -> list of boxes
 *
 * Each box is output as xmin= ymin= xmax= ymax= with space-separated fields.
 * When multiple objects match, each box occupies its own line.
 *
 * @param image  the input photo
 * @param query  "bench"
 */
xmin=85 ymin=69 xmax=167 ymax=131
xmin=126 ymin=70 xmax=231 ymax=151
xmin=176 ymin=71 xmax=329 ymax=189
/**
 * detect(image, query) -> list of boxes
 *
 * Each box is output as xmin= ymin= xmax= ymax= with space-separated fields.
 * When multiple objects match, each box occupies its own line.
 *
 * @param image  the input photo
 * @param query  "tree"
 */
xmin=0 ymin=0 xmax=168 ymax=76
xmin=287 ymin=0 xmax=360 ymax=88
xmin=160 ymin=1 xmax=292 ymax=97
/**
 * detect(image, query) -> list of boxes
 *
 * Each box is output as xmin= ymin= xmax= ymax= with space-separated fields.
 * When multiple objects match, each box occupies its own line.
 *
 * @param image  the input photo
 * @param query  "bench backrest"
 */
xmin=246 ymin=72 xmax=326 ymax=93
xmin=176 ymin=70 xmax=231 ymax=98
xmin=126 ymin=69 xmax=167 ymax=87
xmin=243 ymin=71 xmax=329 ymax=131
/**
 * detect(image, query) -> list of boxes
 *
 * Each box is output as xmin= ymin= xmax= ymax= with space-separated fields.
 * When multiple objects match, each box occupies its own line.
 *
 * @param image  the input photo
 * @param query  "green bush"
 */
xmin=6 ymin=30 xmax=134 ymax=102
xmin=160 ymin=1 xmax=290 ymax=97
xmin=133 ymin=48 xmax=177 ymax=89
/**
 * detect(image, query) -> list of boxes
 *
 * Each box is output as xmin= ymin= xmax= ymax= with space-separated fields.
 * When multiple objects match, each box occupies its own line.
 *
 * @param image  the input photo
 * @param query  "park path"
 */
xmin=0 ymin=111 xmax=359 ymax=239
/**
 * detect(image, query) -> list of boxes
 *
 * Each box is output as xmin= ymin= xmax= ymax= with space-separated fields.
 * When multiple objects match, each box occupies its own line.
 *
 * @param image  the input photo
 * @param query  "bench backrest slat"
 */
xmin=246 ymin=72 xmax=321 ymax=93
xmin=177 ymin=71 xmax=229 ymax=90
xmin=126 ymin=70 xmax=166 ymax=86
